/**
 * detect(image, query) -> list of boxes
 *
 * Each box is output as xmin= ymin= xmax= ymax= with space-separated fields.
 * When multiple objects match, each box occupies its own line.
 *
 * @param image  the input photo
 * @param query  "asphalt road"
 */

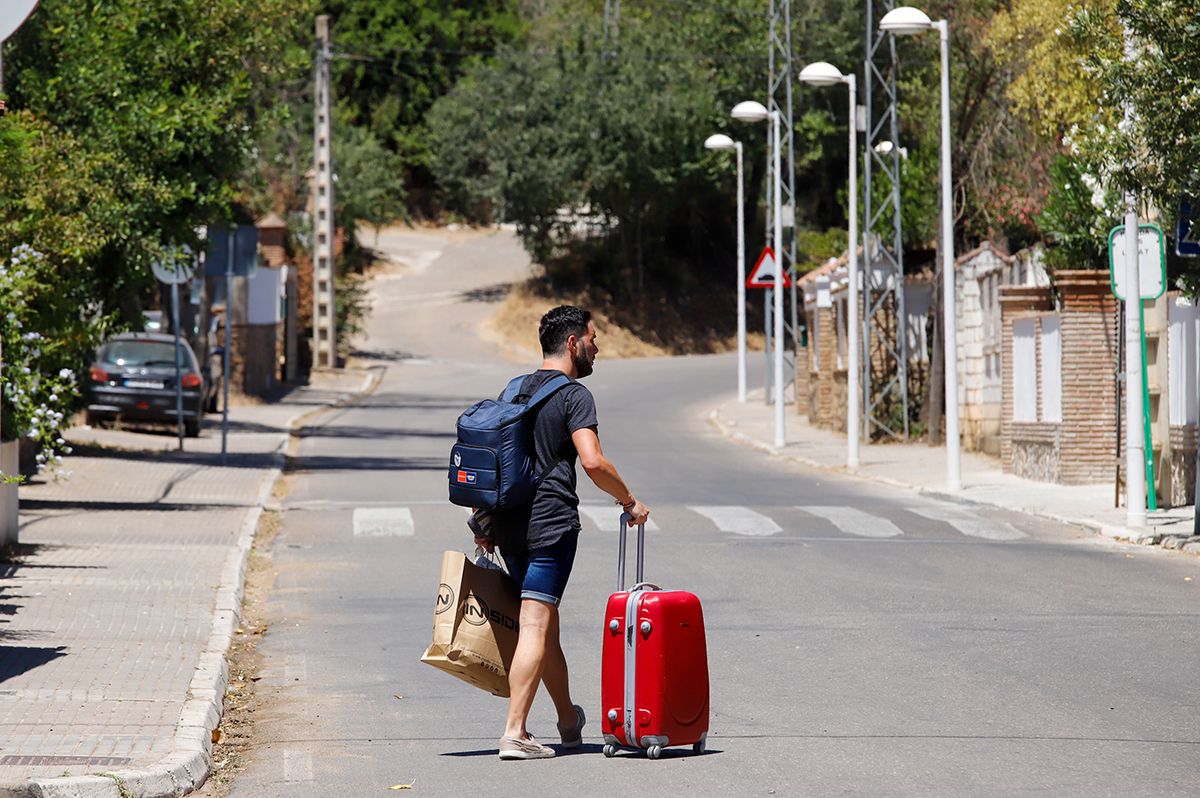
xmin=228 ymin=229 xmax=1200 ymax=798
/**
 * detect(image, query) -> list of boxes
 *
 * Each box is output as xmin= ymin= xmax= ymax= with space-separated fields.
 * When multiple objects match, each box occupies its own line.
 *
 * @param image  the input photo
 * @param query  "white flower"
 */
xmin=58 ymin=368 xmax=74 ymax=379
xmin=48 ymin=393 xmax=57 ymax=402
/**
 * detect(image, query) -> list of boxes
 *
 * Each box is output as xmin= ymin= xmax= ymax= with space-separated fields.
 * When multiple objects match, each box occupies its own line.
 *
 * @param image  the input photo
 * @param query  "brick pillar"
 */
xmin=1000 ymin=285 xmax=1054 ymax=472
xmin=1055 ymin=270 xmax=1119 ymax=484
xmin=814 ymin=304 xmax=837 ymax=427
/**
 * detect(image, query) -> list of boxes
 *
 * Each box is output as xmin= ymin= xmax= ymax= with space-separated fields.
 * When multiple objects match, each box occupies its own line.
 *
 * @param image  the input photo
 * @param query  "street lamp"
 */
xmin=799 ymin=61 xmax=860 ymax=470
xmin=705 ymin=133 xmax=748 ymax=403
xmin=731 ymin=100 xmax=785 ymax=447
xmin=879 ymin=6 xmax=960 ymax=490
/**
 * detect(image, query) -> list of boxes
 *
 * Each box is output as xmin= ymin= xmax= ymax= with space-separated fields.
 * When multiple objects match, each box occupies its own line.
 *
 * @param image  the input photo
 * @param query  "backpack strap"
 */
xmin=501 ymin=373 xmax=572 ymax=407
xmin=501 ymin=374 xmax=528 ymax=403
xmin=524 ymin=373 xmax=572 ymax=409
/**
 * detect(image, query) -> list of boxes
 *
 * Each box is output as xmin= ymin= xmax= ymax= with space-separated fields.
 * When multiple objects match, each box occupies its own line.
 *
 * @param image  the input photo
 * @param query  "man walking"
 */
xmin=476 ymin=305 xmax=650 ymax=760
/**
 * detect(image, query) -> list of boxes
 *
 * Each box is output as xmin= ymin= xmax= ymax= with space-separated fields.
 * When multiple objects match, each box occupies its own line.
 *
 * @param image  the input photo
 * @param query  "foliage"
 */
xmin=6 ymin=0 xmax=305 ymax=313
xmin=0 ymin=245 xmax=101 ymax=471
xmin=333 ymin=124 xmax=410 ymax=234
xmin=1037 ymin=154 xmax=1119 ymax=270
xmin=1069 ymin=0 xmax=1200 ymax=216
xmin=987 ymin=0 xmax=1117 ymax=141
xmin=326 ymin=0 xmax=524 ymax=215
xmin=795 ymin=228 xmax=849 ymax=273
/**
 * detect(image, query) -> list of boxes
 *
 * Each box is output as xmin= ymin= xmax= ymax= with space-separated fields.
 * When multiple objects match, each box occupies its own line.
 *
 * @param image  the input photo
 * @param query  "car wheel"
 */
xmin=184 ymin=419 xmax=201 ymax=438
xmin=85 ymin=411 xmax=104 ymax=429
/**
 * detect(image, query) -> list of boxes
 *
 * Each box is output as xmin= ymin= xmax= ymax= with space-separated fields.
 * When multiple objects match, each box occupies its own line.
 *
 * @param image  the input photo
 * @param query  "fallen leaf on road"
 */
xmin=393 ymin=694 xmax=404 ymax=700
xmin=388 ymin=784 xmax=414 ymax=790
xmin=212 ymin=728 xmax=222 ymax=743
xmin=1124 ymin=554 xmax=1134 ymax=559
xmin=1185 ymin=577 xmax=1193 ymax=582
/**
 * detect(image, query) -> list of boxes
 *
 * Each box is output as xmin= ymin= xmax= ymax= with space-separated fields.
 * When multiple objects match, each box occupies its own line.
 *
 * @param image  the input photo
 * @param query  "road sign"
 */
xmin=1176 ymin=197 xmax=1200 ymax=257
xmin=150 ymin=245 xmax=196 ymax=285
xmin=747 ymin=247 xmax=791 ymax=288
xmin=203 ymin=226 xmax=260 ymax=278
xmin=1108 ymin=223 xmax=1166 ymax=301
xmin=0 ymin=1 xmax=39 ymax=43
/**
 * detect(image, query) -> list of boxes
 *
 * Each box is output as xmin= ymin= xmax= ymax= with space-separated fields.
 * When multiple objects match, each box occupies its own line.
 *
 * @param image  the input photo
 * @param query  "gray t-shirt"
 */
xmin=497 ymin=369 xmax=598 ymax=552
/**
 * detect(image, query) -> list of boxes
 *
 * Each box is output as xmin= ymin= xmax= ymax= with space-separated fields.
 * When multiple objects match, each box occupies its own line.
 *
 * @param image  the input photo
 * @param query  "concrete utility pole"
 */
xmin=1121 ymin=25 xmax=1146 ymax=528
xmin=311 ymin=15 xmax=337 ymax=369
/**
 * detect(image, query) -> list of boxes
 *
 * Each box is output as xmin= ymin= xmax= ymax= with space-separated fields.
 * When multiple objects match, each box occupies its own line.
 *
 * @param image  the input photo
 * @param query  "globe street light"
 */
xmin=880 ymin=6 xmax=960 ymax=490
xmin=705 ymin=133 xmax=748 ymax=403
xmin=799 ymin=61 xmax=860 ymax=470
xmin=731 ymin=100 xmax=785 ymax=447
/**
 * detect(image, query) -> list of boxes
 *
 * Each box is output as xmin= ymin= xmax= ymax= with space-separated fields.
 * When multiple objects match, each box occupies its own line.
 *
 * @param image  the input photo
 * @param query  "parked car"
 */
xmin=85 ymin=332 xmax=210 ymax=437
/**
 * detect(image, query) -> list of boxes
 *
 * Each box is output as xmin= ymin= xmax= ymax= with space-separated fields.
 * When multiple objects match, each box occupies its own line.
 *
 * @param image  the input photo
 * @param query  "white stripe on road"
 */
xmin=687 ymin=506 xmax=781 ymax=536
xmin=353 ymin=507 xmax=415 ymax=537
xmin=800 ymin=506 xmax=903 ymax=538
xmin=907 ymin=506 xmax=1026 ymax=540
xmin=579 ymin=504 xmax=660 ymax=532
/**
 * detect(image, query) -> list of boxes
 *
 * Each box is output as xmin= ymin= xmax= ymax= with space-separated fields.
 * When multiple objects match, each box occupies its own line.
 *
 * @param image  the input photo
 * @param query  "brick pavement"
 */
xmin=0 ymin=369 xmax=376 ymax=797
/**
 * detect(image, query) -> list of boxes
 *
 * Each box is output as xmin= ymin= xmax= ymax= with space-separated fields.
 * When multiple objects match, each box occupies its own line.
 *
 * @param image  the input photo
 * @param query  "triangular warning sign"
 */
xmin=746 ymin=247 xmax=791 ymax=288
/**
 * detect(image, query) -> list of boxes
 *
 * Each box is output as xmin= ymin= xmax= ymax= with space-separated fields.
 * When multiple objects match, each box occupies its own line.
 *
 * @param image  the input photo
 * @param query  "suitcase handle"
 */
xmin=617 ymin=512 xmax=645 ymax=592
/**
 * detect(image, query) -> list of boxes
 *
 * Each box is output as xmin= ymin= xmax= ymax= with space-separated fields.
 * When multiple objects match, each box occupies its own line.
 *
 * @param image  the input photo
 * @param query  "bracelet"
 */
xmin=615 ymin=494 xmax=636 ymax=509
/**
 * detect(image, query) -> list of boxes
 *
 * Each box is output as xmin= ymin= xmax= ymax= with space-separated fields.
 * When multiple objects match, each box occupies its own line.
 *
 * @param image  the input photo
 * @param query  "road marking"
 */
xmin=579 ymin=504 xmax=660 ymax=532
xmin=800 ymin=506 xmax=903 ymax=538
xmin=907 ymin=506 xmax=1026 ymax=540
xmin=283 ymin=750 xmax=314 ymax=782
xmin=687 ymin=505 xmax=781 ymax=536
xmin=353 ymin=507 xmax=415 ymax=537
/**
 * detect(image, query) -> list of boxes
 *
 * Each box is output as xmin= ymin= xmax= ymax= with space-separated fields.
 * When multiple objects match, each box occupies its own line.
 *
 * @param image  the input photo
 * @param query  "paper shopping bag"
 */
xmin=420 ymin=550 xmax=521 ymax=697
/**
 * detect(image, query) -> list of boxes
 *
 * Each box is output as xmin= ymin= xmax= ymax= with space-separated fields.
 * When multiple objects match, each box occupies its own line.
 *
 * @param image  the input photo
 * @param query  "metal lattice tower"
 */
xmin=861 ymin=0 xmax=909 ymax=438
xmin=766 ymin=0 xmax=800 ymax=407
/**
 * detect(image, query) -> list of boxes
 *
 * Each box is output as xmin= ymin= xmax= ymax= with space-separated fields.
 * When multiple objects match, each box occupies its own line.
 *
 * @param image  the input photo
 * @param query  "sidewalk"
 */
xmin=712 ymin=391 xmax=1199 ymax=552
xmin=0 ymin=368 xmax=377 ymax=798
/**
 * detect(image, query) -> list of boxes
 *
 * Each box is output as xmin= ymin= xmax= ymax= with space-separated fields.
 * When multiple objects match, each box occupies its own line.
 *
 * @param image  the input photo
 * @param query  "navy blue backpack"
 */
xmin=448 ymin=373 xmax=571 ymax=510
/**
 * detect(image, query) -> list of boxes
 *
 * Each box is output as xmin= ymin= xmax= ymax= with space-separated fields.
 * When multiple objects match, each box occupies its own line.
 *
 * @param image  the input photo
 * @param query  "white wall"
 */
xmin=1013 ymin=318 xmax=1037 ymax=422
xmin=1168 ymin=298 xmax=1200 ymax=425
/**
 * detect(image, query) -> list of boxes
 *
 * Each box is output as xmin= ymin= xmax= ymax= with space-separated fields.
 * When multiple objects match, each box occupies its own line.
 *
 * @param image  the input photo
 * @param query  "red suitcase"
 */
xmin=600 ymin=514 xmax=709 ymax=759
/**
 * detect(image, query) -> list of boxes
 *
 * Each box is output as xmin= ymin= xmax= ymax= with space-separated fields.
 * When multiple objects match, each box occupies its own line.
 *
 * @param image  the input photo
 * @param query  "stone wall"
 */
xmin=1168 ymin=424 xmax=1198 ymax=507
xmin=1009 ymin=422 xmax=1061 ymax=482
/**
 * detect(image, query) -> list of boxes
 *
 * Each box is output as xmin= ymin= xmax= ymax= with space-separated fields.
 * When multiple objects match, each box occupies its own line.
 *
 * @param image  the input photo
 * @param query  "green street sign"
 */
xmin=1108 ymin=223 xmax=1166 ymax=301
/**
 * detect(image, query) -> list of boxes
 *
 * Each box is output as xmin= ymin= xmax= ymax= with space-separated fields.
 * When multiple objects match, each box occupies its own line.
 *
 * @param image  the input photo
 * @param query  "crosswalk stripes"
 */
xmin=687 ymin=505 xmax=782 ymax=536
xmin=345 ymin=502 xmax=1028 ymax=543
xmin=799 ymin=506 xmax=904 ymax=538
xmin=578 ymin=503 xmax=661 ymax=532
xmin=906 ymin=505 xmax=1026 ymax=541
xmin=352 ymin=507 xmax=415 ymax=537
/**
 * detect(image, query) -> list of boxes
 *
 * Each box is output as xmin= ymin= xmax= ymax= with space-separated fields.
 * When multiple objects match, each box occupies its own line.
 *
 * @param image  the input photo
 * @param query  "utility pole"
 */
xmin=1121 ymin=25 xmax=1146 ymax=528
xmin=311 ymin=15 xmax=337 ymax=369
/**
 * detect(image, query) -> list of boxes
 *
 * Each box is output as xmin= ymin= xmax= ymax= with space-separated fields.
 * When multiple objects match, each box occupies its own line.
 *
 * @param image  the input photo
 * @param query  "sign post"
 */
xmin=1108 ymin=222 xmax=1165 ymax=513
xmin=151 ymin=247 xmax=197 ymax=452
xmin=747 ymin=248 xmax=791 ymax=403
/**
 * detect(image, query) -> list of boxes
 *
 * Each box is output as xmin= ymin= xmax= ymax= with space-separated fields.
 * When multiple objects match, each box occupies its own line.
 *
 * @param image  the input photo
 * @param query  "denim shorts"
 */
xmin=502 ymin=531 xmax=579 ymax=607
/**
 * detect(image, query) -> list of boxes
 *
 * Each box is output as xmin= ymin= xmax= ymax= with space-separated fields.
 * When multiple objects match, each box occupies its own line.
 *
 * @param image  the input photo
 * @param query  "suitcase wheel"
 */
xmin=693 ymin=739 xmax=706 ymax=755
xmin=647 ymin=745 xmax=662 ymax=760
xmin=603 ymin=744 xmax=617 ymax=758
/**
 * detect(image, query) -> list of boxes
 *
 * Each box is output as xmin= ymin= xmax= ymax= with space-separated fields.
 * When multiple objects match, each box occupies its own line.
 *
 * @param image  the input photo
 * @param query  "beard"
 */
xmin=573 ymin=346 xmax=594 ymax=378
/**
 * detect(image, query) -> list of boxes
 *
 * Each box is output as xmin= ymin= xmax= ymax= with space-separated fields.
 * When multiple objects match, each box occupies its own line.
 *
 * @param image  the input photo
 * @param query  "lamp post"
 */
xmin=732 ymin=100 xmax=785 ymax=447
xmin=799 ymin=61 xmax=860 ymax=469
xmin=705 ymin=133 xmax=748 ymax=403
xmin=880 ymin=6 xmax=960 ymax=490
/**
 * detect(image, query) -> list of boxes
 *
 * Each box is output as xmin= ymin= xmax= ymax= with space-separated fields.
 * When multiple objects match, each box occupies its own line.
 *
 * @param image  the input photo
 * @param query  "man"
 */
xmin=476 ymin=305 xmax=650 ymax=760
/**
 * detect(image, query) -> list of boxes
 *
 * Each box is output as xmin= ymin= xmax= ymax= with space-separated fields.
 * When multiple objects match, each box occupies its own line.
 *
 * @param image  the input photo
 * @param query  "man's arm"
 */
xmin=572 ymin=426 xmax=650 ymax=525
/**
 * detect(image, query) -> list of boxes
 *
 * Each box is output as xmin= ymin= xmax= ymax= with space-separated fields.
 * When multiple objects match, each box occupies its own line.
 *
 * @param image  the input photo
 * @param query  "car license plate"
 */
xmin=126 ymin=380 xmax=164 ymax=389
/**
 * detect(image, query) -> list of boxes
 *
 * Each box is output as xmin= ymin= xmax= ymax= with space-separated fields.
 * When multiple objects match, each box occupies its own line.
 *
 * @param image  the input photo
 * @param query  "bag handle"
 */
xmin=500 ymin=373 xmax=572 ymax=407
xmin=617 ymin=512 xmax=645 ymax=592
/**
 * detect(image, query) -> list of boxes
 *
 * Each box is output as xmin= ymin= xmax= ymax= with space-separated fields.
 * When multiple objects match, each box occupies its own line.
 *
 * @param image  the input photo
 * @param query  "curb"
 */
xmin=21 ymin=367 xmax=385 ymax=798
xmin=707 ymin=400 xmax=1189 ymax=552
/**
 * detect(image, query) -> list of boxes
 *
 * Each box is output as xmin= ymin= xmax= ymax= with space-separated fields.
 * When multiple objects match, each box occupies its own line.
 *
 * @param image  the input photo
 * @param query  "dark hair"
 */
xmin=539 ymin=305 xmax=592 ymax=356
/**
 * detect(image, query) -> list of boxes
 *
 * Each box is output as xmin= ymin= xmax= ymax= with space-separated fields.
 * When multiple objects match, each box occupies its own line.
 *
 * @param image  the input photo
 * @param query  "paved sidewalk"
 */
xmin=0 ymin=369 xmax=376 ymax=798
xmin=712 ymin=391 xmax=1199 ymax=551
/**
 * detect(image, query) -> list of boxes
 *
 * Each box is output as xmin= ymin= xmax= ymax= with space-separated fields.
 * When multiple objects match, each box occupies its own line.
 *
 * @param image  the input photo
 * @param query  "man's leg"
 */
xmin=539 ymin=607 xmax=579 ymax=727
xmin=504 ymin=598 xmax=554 ymax=739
